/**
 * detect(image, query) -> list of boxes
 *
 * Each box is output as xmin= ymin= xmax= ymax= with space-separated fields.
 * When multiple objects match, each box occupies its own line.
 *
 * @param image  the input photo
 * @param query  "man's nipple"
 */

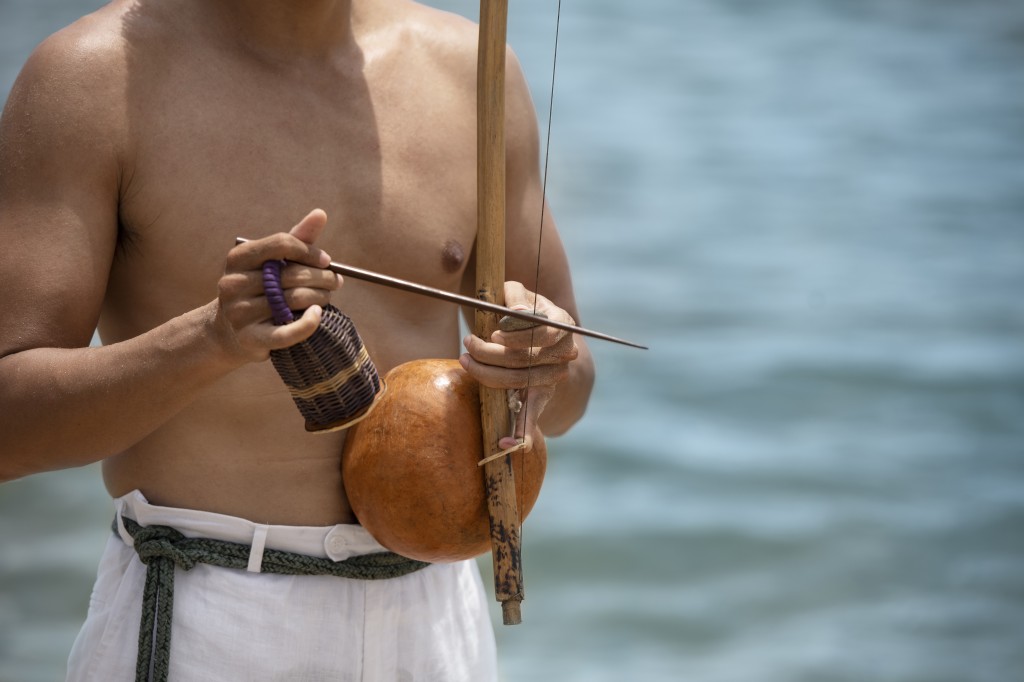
xmin=441 ymin=239 xmax=465 ymax=273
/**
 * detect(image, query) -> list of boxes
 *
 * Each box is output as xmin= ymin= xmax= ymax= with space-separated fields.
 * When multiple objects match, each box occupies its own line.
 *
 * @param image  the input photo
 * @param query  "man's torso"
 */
xmin=90 ymin=0 xmax=482 ymax=525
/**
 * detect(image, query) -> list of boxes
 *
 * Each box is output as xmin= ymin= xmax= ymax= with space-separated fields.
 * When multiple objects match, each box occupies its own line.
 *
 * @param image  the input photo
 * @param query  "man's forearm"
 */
xmin=0 ymin=303 xmax=241 ymax=481
xmin=537 ymin=336 xmax=595 ymax=437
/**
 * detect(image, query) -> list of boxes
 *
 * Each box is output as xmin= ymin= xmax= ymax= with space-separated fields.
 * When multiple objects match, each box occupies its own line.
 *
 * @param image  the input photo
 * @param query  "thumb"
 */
xmin=502 ymin=281 xmax=537 ymax=312
xmin=267 ymin=304 xmax=324 ymax=350
xmin=290 ymin=208 xmax=328 ymax=246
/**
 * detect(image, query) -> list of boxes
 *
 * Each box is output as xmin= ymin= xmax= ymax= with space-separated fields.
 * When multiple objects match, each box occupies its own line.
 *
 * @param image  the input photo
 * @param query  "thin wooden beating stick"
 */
xmin=234 ymin=237 xmax=647 ymax=350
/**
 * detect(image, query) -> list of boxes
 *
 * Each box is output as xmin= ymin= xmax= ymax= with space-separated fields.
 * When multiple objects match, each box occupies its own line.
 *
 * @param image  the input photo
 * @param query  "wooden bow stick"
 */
xmin=475 ymin=0 xmax=526 ymax=626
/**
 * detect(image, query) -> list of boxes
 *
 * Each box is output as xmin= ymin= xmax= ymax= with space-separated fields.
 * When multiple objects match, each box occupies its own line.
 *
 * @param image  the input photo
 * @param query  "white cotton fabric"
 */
xmin=66 ymin=490 xmax=497 ymax=682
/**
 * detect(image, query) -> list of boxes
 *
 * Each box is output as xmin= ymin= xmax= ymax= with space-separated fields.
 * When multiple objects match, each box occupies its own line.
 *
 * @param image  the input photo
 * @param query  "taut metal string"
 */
xmin=520 ymin=0 xmax=569 ymax=466
xmin=516 ymin=0 xmax=565 ymax=582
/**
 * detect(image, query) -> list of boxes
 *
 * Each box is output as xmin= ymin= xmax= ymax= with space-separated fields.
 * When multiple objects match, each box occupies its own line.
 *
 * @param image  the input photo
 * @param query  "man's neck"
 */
xmin=204 ymin=0 xmax=373 ymax=62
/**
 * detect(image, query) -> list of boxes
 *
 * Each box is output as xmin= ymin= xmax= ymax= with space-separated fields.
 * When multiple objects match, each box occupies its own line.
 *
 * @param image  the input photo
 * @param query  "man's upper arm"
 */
xmin=0 ymin=26 xmax=124 ymax=356
xmin=502 ymin=49 xmax=582 ymax=323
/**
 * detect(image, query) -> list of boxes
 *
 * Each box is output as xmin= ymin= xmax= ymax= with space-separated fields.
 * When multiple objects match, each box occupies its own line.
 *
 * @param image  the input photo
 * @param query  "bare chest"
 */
xmin=111 ymin=53 xmax=477 ymax=332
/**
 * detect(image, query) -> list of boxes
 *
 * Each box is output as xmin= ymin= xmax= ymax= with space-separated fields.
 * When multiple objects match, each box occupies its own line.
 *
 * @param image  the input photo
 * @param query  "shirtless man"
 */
xmin=0 ymin=0 xmax=594 ymax=679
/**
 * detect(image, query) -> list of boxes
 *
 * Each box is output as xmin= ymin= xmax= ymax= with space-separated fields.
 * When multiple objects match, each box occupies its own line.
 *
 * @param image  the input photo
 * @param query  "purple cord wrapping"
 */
xmin=262 ymin=260 xmax=295 ymax=325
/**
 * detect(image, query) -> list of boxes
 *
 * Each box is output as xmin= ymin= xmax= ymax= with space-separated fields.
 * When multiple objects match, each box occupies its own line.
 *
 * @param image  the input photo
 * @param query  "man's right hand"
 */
xmin=213 ymin=208 xmax=342 ymax=362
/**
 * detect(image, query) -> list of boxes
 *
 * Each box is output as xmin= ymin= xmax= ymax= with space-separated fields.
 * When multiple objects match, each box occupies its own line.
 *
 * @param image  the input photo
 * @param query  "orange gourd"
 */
xmin=341 ymin=359 xmax=546 ymax=563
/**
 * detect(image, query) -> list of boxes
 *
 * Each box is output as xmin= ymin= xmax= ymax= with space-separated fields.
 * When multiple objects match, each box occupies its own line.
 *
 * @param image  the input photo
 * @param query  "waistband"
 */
xmin=114 ymin=489 xmax=388 ymax=572
xmin=114 ymin=491 xmax=428 ymax=682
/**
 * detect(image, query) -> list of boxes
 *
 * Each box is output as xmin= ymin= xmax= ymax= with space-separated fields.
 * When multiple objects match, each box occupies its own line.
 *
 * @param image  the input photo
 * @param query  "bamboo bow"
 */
xmin=474 ymin=0 xmax=525 ymax=626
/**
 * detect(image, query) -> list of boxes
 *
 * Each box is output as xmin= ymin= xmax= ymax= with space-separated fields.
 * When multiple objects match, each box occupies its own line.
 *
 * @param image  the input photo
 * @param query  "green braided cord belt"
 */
xmin=117 ymin=516 xmax=430 ymax=682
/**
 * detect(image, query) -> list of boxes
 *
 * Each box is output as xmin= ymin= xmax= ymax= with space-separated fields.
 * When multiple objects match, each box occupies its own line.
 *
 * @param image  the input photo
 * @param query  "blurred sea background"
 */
xmin=2 ymin=0 xmax=1023 ymax=680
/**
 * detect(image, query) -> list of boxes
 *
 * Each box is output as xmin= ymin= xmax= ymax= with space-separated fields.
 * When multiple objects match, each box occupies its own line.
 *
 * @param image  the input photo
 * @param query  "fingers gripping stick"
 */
xmin=262 ymin=260 xmax=385 ymax=433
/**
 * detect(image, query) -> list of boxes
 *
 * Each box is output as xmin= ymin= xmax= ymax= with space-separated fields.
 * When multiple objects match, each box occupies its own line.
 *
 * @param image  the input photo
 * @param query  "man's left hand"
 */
xmin=459 ymin=281 xmax=579 ymax=451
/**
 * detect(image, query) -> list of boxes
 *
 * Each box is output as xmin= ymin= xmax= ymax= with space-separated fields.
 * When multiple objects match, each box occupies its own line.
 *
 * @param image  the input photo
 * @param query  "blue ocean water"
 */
xmin=2 ymin=1 xmax=1023 ymax=681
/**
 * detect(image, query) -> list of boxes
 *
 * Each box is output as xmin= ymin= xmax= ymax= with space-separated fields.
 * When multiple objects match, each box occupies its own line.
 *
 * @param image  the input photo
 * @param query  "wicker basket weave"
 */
xmin=263 ymin=259 xmax=384 ymax=432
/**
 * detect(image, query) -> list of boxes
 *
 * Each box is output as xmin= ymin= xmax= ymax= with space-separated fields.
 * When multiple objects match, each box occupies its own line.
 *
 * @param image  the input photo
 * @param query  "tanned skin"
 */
xmin=0 ymin=0 xmax=594 ymax=526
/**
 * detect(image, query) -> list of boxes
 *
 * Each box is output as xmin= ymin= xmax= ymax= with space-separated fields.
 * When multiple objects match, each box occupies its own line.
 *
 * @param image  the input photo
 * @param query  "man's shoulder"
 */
xmin=1 ymin=7 xmax=130 ymax=175
xmin=396 ymin=2 xmax=531 ymax=92
xmin=7 ymin=7 xmax=130 ymax=130
xmin=389 ymin=1 xmax=538 ymax=150
xmin=402 ymin=1 xmax=479 ymax=42
xmin=20 ymin=7 xmax=129 ymax=87
xmin=396 ymin=1 xmax=480 ymax=78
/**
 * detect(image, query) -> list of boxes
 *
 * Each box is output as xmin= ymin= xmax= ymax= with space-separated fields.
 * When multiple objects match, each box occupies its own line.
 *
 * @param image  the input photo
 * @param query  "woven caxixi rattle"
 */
xmin=262 ymin=259 xmax=384 ymax=432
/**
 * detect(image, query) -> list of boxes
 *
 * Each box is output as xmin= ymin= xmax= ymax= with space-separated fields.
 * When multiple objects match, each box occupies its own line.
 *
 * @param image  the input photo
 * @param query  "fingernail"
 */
xmin=319 ymin=252 xmax=332 ymax=267
xmin=458 ymin=354 xmax=469 ymax=370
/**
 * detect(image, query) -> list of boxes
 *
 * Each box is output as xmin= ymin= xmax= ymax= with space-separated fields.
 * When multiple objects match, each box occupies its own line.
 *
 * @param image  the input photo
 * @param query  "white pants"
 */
xmin=67 ymin=491 xmax=497 ymax=681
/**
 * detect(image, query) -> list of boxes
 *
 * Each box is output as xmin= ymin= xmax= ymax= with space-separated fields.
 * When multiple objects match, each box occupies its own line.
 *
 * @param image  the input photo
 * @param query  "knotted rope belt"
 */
xmin=117 ymin=516 xmax=430 ymax=682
